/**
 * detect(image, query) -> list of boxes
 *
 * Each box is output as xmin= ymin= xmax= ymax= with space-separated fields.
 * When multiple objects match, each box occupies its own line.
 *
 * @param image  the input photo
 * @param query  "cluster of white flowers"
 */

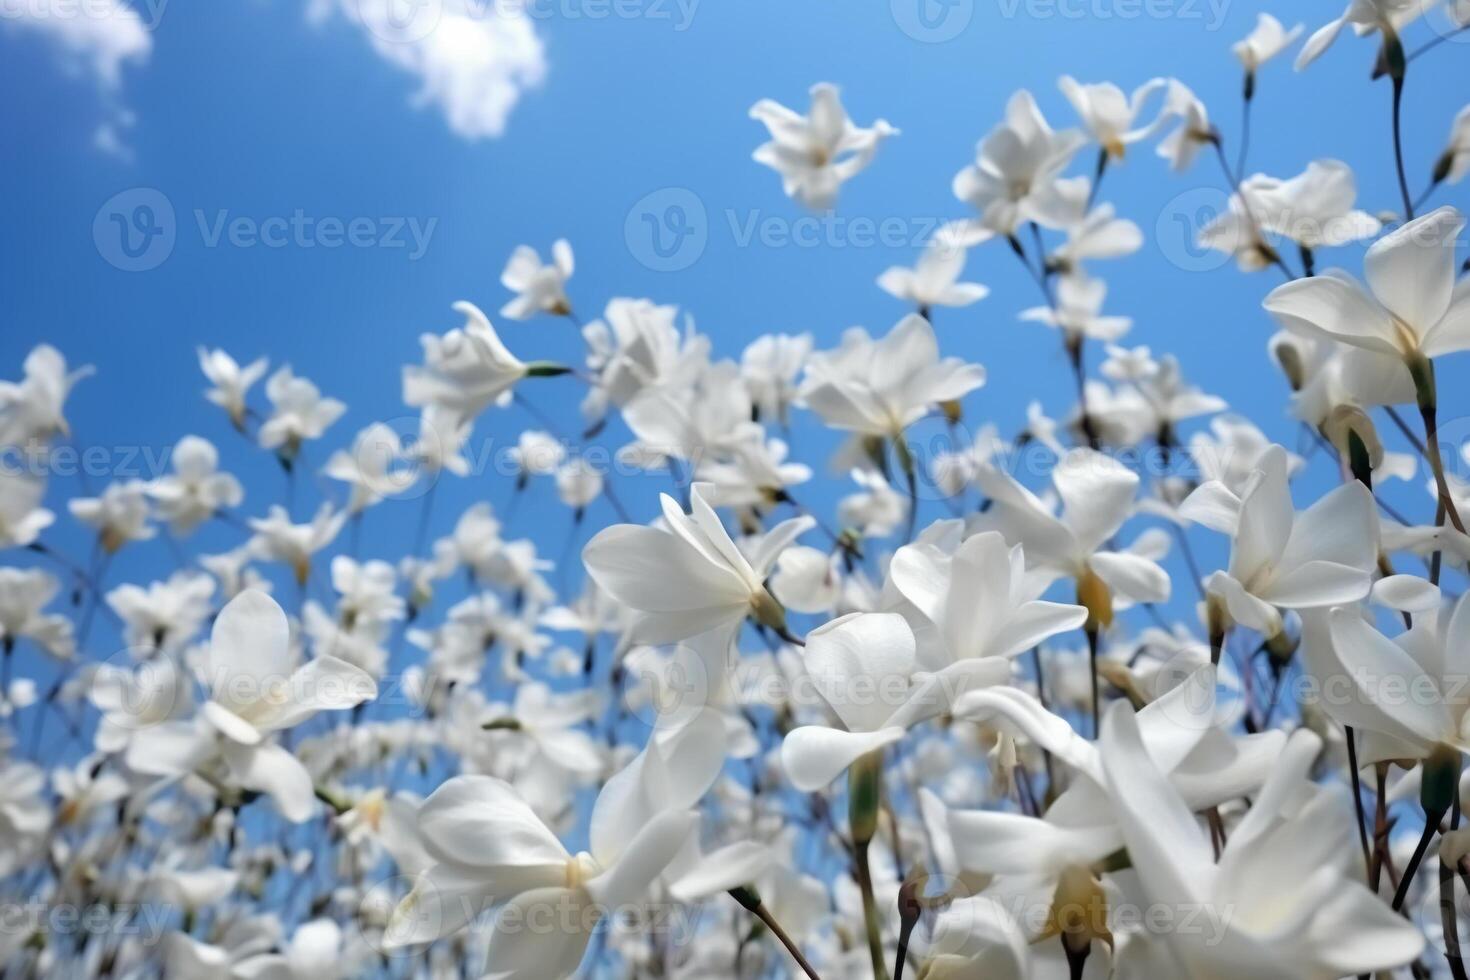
xmin=5 ymin=6 xmax=1470 ymax=978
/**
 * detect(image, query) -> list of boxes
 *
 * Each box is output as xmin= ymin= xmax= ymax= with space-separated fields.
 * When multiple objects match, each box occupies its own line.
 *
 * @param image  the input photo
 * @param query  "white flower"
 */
xmin=1180 ymin=444 xmax=1377 ymax=637
xmin=1232 ymin=13 xmax=1304 ymax=72
xmin=500 ymin=239 xmax=574 ymax=320
xmin=259 ymin=366 xmax=346 ymax=453
xmin=198 ymin=348 xmax=267 ymax=430
xmin=403 ymin=301 xmax=528 ymax=425
xmin=0 ymin=470 xmax=53 ymax=550
xmin=1020 ymin=273 xmax=1131 ymax=342
xmin=1296 ymin=0 xmax=1432 ymax=69
xmin=749 ymin=82 xmax=896 ymax=209
xmin=952 ymin=90 xmax=1085 ymax=235
xmin=838 ymin=468 xmax=908 ymax=538
xmin=890 ymin=531 xmax=1088 ymax=670
xmin=386 ymin=712 xmax=724 ymax=980
xmin=741 ymin=332 xmax=812 ymax=424
xmin=581 ymin=298 xmax=706 ymax=422
xmin=0 ymin=344 xmax=91 ymax=445
xmin=582 ymin=482 xmax=812 ymax=645
xmin=147 ymin=435 xmax=243 ymax=533
xmin=106 ymin=571 xmax=215 ymax=656
xmin=555 ymin=458 xmax=603 ymax=510
xmin=69 ymin=479 xmax=154 ymax=552
xmin=1155 ymin=79 xmax=1213 ymax=172
xmin=1057 ymin=76 xmax=1166 ymax=158
xmin=877 ymin=235 xmax=989 ymax=311
xmin=0 ymin=569 xmax=72 ymax=661
xmin=800 ymin=314 xmax=985 ymax=438
xmin=248 ymin=504 xmax=347 ymax=585
xmin=1264 ymin=207 xmax=1470 ymax=367
xmin=780 ymin=612 xmax=1008 ymax=791
xmin=508 ymin=430 xmax=566 ymax=478
xmin=127 ymin=590 xmax=376 ymax=823
xmin=1102 ymin=713 xmax=1422 ymax=976
xmin=323 ymin=422 xmax=408 ymax=515
xmin=975 ymin=449 xmax=1171 ymax=616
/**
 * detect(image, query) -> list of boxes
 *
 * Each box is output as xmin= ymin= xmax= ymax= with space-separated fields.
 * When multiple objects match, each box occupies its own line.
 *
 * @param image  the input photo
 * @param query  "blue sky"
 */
xmin=3 ymin=0 xmax=1469 ymax=642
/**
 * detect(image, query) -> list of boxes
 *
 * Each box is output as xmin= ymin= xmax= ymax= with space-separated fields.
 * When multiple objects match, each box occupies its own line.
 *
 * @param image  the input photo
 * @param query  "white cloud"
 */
xmin=2 ymin=0 xmax=154 ymax=156
xmin=3 ymin=0 xmax=153 ymax=87
xmin=308 ymin=0 xmax=547 ymax=140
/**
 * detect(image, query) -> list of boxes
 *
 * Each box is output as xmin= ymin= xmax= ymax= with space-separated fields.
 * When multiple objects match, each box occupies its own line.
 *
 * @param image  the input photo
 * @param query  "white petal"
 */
xmin=779 ymin=726 xmax=905 ymax=791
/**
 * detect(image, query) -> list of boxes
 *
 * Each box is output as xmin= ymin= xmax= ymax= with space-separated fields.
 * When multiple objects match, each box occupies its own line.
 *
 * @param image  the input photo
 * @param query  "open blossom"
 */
xmin=582 ymin=482 xmax=812 ymax=645
xmin=975 ymin=450 xmax=1170 ymax=619
xmin=1020 ymin=273 xmax=1131 ymax=342
xmin=0 ymin=471 xmax=53 ymax=550
xmin=198 ymin=348 xmax=267 ymax=430
xmin=799 ymin=314 xmax=985 ymax=438
xmin=323 ymin=422 xmax=408 ymax=514
xmin=781 ymin=612 xmax=1011 ymax=791
xmin=1057 ymin=76 xmax=1165 ymax=158
xmin=1181 ymin=444 xmax=1377 ymax=638
xmin=499 ymin=239 xmax=574 ymax=320
xmin=106 ymin=570 xmax=215 ymax=655
xmin=953 ymin=90 xmax=1085 ymax=235
xmin=0 ymin=345 xmax=91 ymax=446
xmin=749 ymin=82 xmax=896 ymax=209
xmin=248 ymin=504 xmax=347 ymax=584
xmin=741 ymin=332 xmax=811 ymax=424
xmin=877 ymin=234 xmax=989 ymax=311
xmin=404 ymin=301 xmax=529 ymax=424
xmin=259 ymin=366 xmax=345 ymax=453
xmin=1232 ymin=13 xmax=1304 ymax=72
xmin=69 ymin=479 xmax=154 ymax=552
xmin=1103 ymin=712 xmax=1422 ymax=976
xmin=1201 ymin=160 xmax=1380 ymax=269
xmin=386 ymin=711 xmax=724 ymax=979
xmin=148 ymin=435 xmax=244 ymax=533
xmin=1265 ymin=206 xmax=1470 ymax=382
xmin=0 ymin=569 xmax=73 ymax=660
xmin=127 ymin=590 xmax=376 ymax=822
xmin=1296 ymin=0 xmax=1431 ymax=69
xmin=1155 ymin=79 xmax=1212 ymax=172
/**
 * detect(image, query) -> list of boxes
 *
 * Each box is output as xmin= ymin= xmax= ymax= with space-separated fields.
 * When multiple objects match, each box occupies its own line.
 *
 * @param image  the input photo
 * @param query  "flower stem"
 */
xmin=853 ymin=840 xmax=890 ymax=980
xmin=729 ymin=887 xmax=823 ymax=980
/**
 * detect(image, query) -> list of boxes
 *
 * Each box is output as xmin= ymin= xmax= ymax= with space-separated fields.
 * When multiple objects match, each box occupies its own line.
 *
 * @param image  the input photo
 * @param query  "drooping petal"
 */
xmin=779 ymin=725 xmax=905 ymax=792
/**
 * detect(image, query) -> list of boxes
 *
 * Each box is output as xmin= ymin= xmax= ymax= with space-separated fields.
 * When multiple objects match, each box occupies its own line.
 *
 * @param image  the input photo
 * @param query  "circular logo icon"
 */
xmin=1155 ymin=186 xmax=1232 ymax=273
xmin=625 ymin=187 xmax=707 ymax=272
xmin=619 ymin=642 xmax=714 ymax=734
xmin=94 ymin=188 xmax=176 ymax=272
xmin=891 ymin=0 xmax=973 ymax=42
xmin=354 ymin=0 xmax=443 ymax=45
xmin=88 ymin=649 xmax=187 ymax=733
